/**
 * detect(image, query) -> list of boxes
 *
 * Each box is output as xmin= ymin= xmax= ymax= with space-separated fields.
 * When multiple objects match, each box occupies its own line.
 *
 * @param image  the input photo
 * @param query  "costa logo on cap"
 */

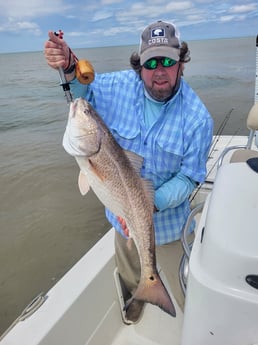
xmin=151 ymin=28 xmax=165 ymax=38
xmin=139 ymin=21 xmax=181 ymax=65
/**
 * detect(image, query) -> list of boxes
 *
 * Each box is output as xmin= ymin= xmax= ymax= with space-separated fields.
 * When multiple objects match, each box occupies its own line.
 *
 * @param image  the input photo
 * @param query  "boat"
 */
xmin=1 ymin=36 xmax=258 ymax=344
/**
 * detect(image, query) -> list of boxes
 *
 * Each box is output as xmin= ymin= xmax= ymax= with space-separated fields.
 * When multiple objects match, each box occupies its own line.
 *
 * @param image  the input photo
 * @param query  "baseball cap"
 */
xmin=139 ymin=20 xmax=181 ymax=65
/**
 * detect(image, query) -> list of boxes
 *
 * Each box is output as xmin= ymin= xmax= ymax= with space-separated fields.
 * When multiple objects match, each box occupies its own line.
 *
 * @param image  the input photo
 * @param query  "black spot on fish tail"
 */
xmin=132 ymin=273 xmax=176 ymax=317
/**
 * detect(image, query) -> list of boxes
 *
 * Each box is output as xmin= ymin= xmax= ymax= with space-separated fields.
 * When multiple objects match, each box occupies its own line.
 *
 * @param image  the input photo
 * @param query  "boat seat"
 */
xmin=230 ymin=103 xmax=258 ymax=162
xmin=246 ymin=102 xmax=258 ymax=130
xmin=218 ymin=103 xmax=258 ymax=167
xmin=230 ymin=148 xmax=258 ymax=162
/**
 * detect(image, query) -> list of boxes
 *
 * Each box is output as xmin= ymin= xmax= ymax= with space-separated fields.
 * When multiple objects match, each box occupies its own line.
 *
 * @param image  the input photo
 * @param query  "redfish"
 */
xmin=63 ymin=97 xmax=176 ymax=318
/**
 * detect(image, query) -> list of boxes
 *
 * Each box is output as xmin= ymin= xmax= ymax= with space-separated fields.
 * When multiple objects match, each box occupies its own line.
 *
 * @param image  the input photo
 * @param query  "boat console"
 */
xmin=181 ymin=158 xmax=258 ymax=344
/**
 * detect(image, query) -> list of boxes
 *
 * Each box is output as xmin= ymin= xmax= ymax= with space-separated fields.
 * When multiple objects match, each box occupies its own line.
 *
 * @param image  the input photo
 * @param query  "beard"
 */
xmin=145 ymin=81 xmax=175 ymax=102
xmin=149 ymin=83 xmax=174 ymax=101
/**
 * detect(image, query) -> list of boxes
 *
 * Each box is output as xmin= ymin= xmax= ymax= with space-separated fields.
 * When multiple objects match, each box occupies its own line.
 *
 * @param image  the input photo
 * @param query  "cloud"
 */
xmin=92 ymin=10 xmax=113 ymax=21
xmin=218 ymin=2 xmax=257 ymax=24
xmin=0 ymin=18 xmax=41 ymax=35
xmin=0 ymin=0 xmax=73 ymax=36
xmin=186 ymin=14 xmax=205 ymax=22
xmin=194 ymin=0 xmax=214 ymax=3
xmin=101 ymin=0 xmax=123 ymax=4
xmin=230 ymin=3 xmax=257 ymax=14
xmin=166 ymin=1 xmax=192 ymax=11
xmin=67 ymin=31 xmax=86 ymax=37
xmin=220 ymin=15 xmax=235 ymax=23
xmin=0 ymin=0 xmax=257 ymax=53
xmin=102 ymin=25 xmax=133 ymax=36
xmin=116 ymin=3 xmax=163 ymax=22
xmin=0 ymin=0 xmax=72 ymax=19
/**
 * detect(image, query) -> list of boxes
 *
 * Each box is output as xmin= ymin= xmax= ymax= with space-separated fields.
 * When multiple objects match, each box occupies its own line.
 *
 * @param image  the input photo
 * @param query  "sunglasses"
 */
xmin=143 ymin=57 xmax=177 ymax=70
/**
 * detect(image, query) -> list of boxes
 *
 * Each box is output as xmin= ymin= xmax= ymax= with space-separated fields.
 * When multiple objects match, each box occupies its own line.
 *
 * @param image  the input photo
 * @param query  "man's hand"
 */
xmin=44 ymin=31 xmax=72 ymax=70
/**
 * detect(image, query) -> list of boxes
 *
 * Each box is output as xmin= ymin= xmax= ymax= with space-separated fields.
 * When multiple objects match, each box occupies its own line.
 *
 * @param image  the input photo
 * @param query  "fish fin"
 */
xmin=141 ymin=179 xmax=155 ymax=206
xmin=131 ymin=272 xmax=176 ymax=317
xmin=124 ymin=150 xmax=143 ymax=175
xmin=124 ymin=150 xmax=154 ymax=205
xmin=78 ymin=171 xmax=90 ymax=195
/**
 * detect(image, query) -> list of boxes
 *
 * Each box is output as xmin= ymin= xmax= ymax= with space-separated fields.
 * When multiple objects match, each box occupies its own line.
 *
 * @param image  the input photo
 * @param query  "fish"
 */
xmin=62 ymin=97 xmax=176 ymax=318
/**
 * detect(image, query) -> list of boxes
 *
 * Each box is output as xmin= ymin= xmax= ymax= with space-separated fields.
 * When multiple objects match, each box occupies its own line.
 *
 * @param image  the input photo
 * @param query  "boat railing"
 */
xmin=217 ymin=144 xmax=250 ymax=168
xmin=179 ymin=202 xmax=204 ymax=296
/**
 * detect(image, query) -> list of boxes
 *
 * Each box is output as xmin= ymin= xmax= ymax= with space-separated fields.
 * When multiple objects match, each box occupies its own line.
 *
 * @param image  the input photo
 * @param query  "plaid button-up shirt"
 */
xmin=70 ymin=70 xmax=213 ymax=245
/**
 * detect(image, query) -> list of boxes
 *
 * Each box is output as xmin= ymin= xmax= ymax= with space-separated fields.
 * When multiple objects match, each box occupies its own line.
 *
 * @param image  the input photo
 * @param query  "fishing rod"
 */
xmin=52 ymin=30 xmax=95 ymax=103
xmin=246 ymin=34 xmax=258 ymax=148
xmin=53 ymin=30 xmax=73 ymax=103
xmin=208 ymin=107 xmax=234 ymax=158
xmin=255 ymin=35 xmax=258 ymax=147
xmin=58 ymin=64 xmax=73 ymax=103
xmin=255 ymin=35 xmax=258 ymax=103
xmin=190 ymin=110 xmax=236 ymax=204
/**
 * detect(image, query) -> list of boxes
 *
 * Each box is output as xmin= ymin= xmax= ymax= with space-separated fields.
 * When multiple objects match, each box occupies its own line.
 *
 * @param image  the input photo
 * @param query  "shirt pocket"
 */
xmin=109 ymin=123 xmax=141 ymax=154
xmin=153 ymin=139 xmax=183 ymax=181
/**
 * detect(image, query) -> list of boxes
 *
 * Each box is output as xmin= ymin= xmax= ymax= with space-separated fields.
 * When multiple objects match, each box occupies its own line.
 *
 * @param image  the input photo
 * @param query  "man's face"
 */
xmin=141 ymin=57 xmax=181 ymax=101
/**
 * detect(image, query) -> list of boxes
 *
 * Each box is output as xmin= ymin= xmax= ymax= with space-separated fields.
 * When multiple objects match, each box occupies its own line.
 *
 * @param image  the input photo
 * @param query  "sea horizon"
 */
xmin=0 ymin=34 xmax=254 ymax=55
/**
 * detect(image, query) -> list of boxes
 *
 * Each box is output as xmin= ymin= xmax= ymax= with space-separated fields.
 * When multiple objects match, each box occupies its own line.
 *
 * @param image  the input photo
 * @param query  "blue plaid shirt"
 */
xmin=70 ymin=70 xmax=213 ymax=245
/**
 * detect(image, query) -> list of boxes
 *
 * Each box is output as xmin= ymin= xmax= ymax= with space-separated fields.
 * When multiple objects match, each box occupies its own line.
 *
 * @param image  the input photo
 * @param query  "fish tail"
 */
xmin=132 ymin=272 xmax=176 ymax=317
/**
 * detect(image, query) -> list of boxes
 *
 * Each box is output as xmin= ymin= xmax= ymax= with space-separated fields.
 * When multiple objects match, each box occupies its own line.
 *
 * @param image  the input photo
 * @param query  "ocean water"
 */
xmin=0 ymin=36 xmax=256 ymax=334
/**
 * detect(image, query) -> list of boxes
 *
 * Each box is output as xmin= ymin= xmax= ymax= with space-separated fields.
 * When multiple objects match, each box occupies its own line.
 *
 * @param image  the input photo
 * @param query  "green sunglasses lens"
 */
xmin=162 ymin=57 xmax=177 ymax=67
xmin=143 ymin=57 xmax=177 ymax=69
xmin=144 ymin=59 xmax=158 ymax=69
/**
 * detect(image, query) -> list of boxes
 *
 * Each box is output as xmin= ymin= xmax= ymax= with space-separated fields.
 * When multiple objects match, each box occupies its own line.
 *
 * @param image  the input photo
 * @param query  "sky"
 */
xmin=0 ymin=0 xmax=257 ymax=53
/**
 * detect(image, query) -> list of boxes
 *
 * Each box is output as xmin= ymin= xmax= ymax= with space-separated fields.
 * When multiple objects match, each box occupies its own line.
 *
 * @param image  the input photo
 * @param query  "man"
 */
xmin=44 ymin=20 xmax=213 ymax=323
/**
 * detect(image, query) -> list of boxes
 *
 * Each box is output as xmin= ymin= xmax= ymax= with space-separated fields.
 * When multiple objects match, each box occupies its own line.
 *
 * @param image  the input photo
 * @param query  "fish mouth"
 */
xmin=69 ymin=101 xmax=76 ymax=118
xmin=70 ymin=99 xmax=80 ymax=114
xmin=70 ymin=98 xmax=90 ymax=119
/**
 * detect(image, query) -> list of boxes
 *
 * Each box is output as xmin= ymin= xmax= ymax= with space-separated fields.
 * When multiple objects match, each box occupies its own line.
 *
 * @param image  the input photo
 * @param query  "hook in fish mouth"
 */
xmin=69 ymin=100 xmax=77 ymax=118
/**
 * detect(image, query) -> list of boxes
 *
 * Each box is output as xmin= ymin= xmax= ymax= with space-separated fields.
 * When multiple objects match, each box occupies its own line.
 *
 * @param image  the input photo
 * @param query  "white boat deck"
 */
xmin=0 ymin=229 xmax=183 ymax=345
